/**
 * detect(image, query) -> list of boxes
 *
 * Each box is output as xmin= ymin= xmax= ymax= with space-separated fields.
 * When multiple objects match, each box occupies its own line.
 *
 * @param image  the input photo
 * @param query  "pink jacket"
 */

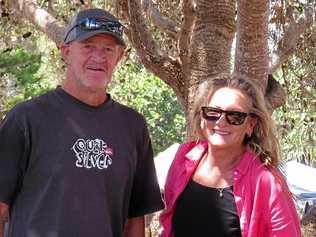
xmin=160 ymin=141 xmax=301 ymax=237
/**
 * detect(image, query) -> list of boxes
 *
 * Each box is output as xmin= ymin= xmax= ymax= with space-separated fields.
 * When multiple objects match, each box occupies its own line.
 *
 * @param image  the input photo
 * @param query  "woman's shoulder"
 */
xmin=166 ymin=140 xmax=206 ymax=179
xmin=244 ymin=152 xmax=285 ymax=188
xmin=173 ymin=140 xmax=207 ymax=162
xmin=249 ymin=160 xmax=288 ymax=198
xmin=175 ymin=140 xmax=200 ymax=157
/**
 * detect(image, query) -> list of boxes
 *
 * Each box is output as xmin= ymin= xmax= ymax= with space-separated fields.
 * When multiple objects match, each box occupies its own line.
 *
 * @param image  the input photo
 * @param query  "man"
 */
xmin=0 ymin=8 xmax=163 ymax=237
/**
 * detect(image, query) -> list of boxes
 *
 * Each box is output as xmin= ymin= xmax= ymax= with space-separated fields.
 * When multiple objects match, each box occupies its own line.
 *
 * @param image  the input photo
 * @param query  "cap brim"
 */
xmin=76 ymin=30 xmax=126 ymax=47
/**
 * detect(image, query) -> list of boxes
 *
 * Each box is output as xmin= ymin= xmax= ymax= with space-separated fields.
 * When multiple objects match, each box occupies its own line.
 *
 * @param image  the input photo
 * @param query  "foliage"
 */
xmin=0 ymin=0 xmax=315 ymax=161
xmin=0 ymin=44 xmax=186 ymax=155
xmin=273 ymin=65 xmax=316 ymax=166
xmin=269 ymin=1 xmax=316 ymax=164
xmin=110 ymin=61 xmax=186 ymax=154
xmin=0 ymin=47 xmax=54 ymax=117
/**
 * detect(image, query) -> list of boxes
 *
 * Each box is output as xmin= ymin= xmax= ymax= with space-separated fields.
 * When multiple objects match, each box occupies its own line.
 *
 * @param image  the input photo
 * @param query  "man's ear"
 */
xmin=59 ymin=43 xmax=70 ymax=63
xmin=115 ymin=46 xmax=125 ymax=64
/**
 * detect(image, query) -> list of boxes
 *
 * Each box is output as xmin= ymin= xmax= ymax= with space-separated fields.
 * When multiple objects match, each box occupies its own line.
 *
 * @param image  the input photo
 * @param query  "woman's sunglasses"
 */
xmin=201 ymin=106 xmax=252 ymax=126
xmin=64 ymin=18 xmax=124 ymax=42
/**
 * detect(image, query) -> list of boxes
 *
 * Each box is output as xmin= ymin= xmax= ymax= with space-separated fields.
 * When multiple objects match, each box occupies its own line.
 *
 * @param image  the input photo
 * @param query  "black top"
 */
xmin=172 ymin=179 xmax=242 ymax=237
xmin=0 ymin=87 xmax=163 ymax=237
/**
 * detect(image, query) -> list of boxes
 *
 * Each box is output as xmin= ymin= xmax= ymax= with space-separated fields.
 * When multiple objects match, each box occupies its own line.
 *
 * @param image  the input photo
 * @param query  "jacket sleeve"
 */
xmin=266 ymin=169 xmax=302 ymax=237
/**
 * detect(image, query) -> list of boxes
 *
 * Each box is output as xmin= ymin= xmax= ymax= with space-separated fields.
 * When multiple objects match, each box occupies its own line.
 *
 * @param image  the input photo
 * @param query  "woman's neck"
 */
xmin=206 ymin=146 xmax=246 ymax=173
xmin=192 ymin=145 xmax=246 ymax=188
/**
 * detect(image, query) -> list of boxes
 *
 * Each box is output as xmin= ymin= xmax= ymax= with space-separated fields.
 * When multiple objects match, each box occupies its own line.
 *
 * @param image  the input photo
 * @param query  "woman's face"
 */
xmin=200 ymin=87 xmax=257 ymax=151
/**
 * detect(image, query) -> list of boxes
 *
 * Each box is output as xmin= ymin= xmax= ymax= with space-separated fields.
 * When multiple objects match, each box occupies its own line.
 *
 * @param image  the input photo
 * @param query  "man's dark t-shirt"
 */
xmin=0 ymin=87 xmax=163 ymax=237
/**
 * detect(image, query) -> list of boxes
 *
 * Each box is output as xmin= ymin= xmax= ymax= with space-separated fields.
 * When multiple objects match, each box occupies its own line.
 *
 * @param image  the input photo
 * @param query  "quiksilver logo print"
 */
xmin=72 ymin=138 xmax=113 ymax=169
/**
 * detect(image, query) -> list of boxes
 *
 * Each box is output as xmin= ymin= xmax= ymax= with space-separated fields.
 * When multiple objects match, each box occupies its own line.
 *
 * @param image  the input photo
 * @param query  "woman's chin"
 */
xmin=208 ymin=138 xmax=240 ymax=149
xmin=208 ymin=140 xmax=230 ymax=148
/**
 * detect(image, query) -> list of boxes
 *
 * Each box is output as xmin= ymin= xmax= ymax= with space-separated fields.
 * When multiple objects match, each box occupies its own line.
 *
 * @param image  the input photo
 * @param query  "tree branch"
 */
xmin=142 ymin=0 xmax=180 ymax=38
xmin=125 ymin=0 xmax=183 ymax=97
xmin=178 ymin=0 xmax=195 ymax=68
xmin=265 ymin=74 xmax=286 ymax=110
xmin=186 ymin=0 xmax=236 ymax=113
xmin=8 ymin=0 xmax=65 ymax=45
xmin=269 ymin=7 xmax=314 ymax=74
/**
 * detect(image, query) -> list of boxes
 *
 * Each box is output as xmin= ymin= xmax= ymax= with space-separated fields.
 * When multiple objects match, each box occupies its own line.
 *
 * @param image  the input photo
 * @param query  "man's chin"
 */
xmin=84 ymin=80 xmax=110 ymax=90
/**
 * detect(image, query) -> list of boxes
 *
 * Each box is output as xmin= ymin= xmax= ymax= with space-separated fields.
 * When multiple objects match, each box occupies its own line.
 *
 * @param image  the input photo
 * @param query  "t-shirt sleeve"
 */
xmin=127 ymin=119 xmax=164 ymax=217
xmin=0 ymin=109 xmax=27 ymax=205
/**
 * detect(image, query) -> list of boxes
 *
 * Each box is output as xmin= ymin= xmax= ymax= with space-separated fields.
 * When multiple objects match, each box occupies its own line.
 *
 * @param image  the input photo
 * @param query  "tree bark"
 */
xmin=187 ymin=0 xmax=236 ymax=113
xmin=142 ymin=0 xmax=180 ymax=38
xmin=6 ymin=0 xmax=65 ymax=45
xmin=3 ymin=0 xmax=315 ymax=115
xmin=270 ymin=7 xmax=314 ymax=74
xmin=234 ymin=0 xmax=269 ymax=92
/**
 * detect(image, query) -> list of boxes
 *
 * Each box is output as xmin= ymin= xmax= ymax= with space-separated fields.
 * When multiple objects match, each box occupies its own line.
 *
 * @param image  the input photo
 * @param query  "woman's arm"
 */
xmin=268 ymin=171 xmax=302 ymax=237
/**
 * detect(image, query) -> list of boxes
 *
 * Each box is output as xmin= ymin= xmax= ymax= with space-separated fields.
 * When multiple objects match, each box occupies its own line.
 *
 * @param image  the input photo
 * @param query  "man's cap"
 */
xmin=63 ymin=8 xmax=125 ymax=46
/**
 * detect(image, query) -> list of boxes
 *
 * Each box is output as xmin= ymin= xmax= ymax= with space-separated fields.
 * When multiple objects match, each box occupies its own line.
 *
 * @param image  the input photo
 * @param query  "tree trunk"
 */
xmin=234 ymin=0 xmax=269 ymax=92
xmin=186 ymin=0 xmax=236 ymax=114
xmin=3 ymin=0 xmax=314 ymax=123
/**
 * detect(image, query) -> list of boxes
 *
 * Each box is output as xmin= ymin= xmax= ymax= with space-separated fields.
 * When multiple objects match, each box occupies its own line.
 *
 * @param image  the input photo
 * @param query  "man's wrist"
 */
xmin=0 ymin=203 xmax=9 ymax=223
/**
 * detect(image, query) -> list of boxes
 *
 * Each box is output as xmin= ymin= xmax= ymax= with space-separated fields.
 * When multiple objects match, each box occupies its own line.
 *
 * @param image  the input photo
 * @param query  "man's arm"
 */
xmin=0 ymin=202 xmax=9 ymax=237
xmin=123 ymin=216 xmax=145 ymax=237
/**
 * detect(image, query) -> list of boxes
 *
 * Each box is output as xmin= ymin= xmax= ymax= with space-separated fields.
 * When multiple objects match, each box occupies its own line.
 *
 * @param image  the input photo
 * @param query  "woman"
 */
xmin=160 ymin=74 xmax=301 ymax=237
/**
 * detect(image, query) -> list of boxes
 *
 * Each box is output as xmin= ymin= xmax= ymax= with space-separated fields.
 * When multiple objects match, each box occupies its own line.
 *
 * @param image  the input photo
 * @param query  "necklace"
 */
xmin=216 ymin=187 xmax=225 ymax=198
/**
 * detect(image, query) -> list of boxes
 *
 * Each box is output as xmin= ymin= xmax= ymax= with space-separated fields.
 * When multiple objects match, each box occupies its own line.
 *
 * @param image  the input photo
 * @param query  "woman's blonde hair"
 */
xmin=190 ymin=73 xmax=281 ymax=167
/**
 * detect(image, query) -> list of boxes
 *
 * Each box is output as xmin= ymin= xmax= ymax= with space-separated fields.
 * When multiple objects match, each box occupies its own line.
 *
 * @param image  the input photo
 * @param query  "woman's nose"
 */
xmin=215 ymin=113 xmax=228 ymax=125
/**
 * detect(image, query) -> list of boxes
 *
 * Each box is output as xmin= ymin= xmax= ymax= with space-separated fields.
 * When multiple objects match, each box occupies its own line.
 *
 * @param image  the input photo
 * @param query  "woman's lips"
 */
xmin=213 ymin=129 xmax=230 ymax=135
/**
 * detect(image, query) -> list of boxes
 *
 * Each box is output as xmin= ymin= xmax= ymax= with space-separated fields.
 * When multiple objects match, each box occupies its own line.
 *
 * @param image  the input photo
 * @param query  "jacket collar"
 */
xmin=184 ymin=140 xmax=208 ymax=161
xmin=183 ymin=140 xmax=208 ymax=172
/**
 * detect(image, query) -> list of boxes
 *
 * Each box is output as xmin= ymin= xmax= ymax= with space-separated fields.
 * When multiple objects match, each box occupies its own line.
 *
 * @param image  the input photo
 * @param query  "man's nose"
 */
xmin=91 ymin=49 xmax=107 ymax=61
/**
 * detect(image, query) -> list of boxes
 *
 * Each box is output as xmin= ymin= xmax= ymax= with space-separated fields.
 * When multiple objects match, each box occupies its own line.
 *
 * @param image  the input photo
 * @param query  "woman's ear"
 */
xmin=247 ymin=116 xmax=257 ymax=136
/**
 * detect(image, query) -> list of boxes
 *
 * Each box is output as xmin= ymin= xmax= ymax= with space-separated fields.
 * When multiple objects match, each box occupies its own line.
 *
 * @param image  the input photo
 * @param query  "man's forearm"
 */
xmin=0 ymin=222 xmax=5 ymax=237
xmin=123 ymin=216 xmax=145 ymax=237
xmin=0 ymin=203 xmax=9 ymax=237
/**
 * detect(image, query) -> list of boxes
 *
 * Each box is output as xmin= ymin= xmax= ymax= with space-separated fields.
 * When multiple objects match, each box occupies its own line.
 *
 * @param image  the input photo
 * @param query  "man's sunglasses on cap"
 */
xmin=201 ymin=106 xmax=253 ymax=126
xmin=64 ymin=18 xmax=124 ymax=43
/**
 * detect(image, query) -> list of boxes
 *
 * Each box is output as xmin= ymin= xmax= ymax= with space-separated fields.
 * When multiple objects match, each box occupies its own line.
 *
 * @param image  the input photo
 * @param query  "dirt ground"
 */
xmin=146 ymin=212 xmax=316 ymax=237
xmin=302 ymin=214 xmax=316 ymax=237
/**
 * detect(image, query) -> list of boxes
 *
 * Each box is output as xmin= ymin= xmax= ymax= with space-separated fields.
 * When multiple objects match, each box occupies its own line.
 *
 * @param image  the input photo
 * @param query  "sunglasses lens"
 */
xmin=80 ymin=19 xmax=97 ymax=29
xmin=202 ymin=108 xmax=221 ymax=122
xmin=226 ymin=112 xmax=247 ymax=125
xmin=79 ymin=18 xmax=123 ymax=36
xmin=202 ymin=107 xmax=248 ymax=126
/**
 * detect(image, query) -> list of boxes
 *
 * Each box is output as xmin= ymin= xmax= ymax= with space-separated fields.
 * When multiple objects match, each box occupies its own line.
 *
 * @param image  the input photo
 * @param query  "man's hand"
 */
xmin=123 ymin=216 xmax=145 ymax=237
xmin=0 ymin=202 xmax=9 ymax=237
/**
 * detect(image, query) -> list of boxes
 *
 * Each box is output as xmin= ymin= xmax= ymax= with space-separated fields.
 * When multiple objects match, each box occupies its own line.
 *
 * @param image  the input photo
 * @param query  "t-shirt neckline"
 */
xmin=55 ymin=86 xmax=113 ymax=112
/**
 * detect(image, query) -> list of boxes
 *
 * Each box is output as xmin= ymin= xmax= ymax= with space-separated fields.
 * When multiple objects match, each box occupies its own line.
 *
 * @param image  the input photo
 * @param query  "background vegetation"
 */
xmin=0 ymin=0 xmax=315 ymax=161
xmin=0 ymin=45 xmax=186 ymax=155
xmin=0 ymin=1 xmax=315 ymax=235
xmin=0 ymin=42 xmax=314 ymax=161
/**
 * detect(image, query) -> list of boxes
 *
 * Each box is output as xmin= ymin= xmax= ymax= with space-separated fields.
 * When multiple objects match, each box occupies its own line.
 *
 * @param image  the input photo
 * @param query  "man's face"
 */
xmin=61 ymin=34 xmax=124 ymax=93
